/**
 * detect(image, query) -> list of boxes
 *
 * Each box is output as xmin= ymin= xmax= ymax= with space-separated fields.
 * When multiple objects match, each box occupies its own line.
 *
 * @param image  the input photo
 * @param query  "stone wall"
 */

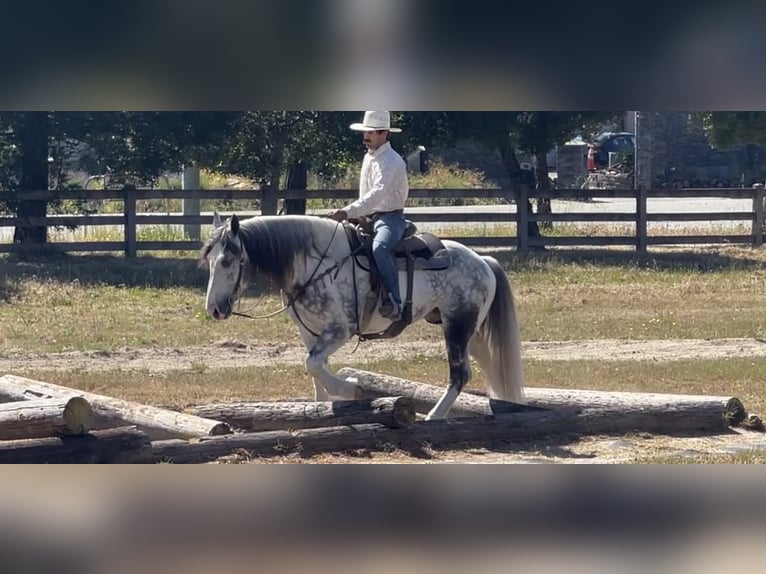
xmin=556 ymin=143 xmax=588 ymax=189
xmin=636 ymin=112 xmax=765 ymax=188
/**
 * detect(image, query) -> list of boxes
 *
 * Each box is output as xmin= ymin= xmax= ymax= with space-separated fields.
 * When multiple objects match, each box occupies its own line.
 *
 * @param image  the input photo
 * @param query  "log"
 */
xmin=188 ymin=397 xmax=416 ymax=432
xmin=337 ymin=368 xmax=543 ymax=417
xmin=153 ymin=395 xmax=739 ymax=463
xmin=0 ymin=426 xmax=153 ymax=464
xmin=0 ymin=397 xmax=93 ymax=440
xmin=0 ymin=375 xmax=232 ymax=440
xmin=338 ymin=368 xmax=747 ymax=426
xmin=152 ymin=424 xmax=397 ymax=464
xmin=512 ymin=387 xmax=746 ymax=426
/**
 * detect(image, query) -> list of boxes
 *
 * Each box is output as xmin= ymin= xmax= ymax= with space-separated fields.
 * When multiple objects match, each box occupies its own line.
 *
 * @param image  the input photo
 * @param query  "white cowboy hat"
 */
xmin=349 ymin=111 xmax=402 ymax=133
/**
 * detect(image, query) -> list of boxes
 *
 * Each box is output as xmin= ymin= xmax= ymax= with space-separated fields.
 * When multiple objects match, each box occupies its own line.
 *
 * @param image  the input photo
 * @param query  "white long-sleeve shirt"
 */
xmin=343 ymin=141 xmax=409 ymax=219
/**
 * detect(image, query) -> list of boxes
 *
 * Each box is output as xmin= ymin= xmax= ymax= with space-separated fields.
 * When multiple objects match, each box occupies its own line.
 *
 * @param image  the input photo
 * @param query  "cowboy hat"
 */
xmin=349 ymin=111 xmax=402 ymax=133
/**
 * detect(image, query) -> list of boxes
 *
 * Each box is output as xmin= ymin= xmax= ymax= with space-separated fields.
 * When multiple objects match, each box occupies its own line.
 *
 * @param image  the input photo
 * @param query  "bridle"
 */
xmin=226 ymin=220 xmax=361 ymax=335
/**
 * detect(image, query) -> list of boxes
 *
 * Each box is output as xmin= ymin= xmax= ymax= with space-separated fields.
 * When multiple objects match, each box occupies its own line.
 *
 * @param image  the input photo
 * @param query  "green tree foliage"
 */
xmin=694 ymin=112 xmax=766 ymax=185
xmin=697 ymin=112 xmax=766 ymax=148
xmin=0 ymin=110 xmax=624 ymax=245
xmin=213 ymin=111 xmax=360 ymax=187
xmin=1 ymin=111 xmax=224 ymax=244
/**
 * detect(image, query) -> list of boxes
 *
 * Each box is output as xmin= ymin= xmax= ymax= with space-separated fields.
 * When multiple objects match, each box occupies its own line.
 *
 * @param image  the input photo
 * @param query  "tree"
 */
xmin=697 ymin=112 xmax=766 ymax=185
xmin=697 ymin=112 xmax=766 ymax=148
xmin=214 ymin=112 xmax=361 ymax=214
xmin=0 ymin=112 xmax=51 ymax=245
xmin=513 ymin=112 xmax=619 ymax=226
xmin=396 ymin=112 xmax=619 ymax=238
xmin=0 ymin=111 xmax=233 ymax=246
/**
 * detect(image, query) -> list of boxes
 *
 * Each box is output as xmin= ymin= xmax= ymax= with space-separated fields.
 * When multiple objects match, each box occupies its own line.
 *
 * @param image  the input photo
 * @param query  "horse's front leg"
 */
xmin=302 ymin=322 xmax=359 ymax=401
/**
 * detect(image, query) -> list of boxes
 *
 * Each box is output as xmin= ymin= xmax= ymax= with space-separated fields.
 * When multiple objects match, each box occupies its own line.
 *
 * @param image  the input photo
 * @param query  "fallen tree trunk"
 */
xmin=153 ymin=395 xmax=739 ymax=464
xmin=0 ymin=426 xmax=153 ymax=463
xmin=152 ymin=424 xmax=396 ymax=463
xmin=0 ymin=397 xmax=93 ymax=440
xmin=338 ymin=368 xmax=747 ymax=426
xmin=337 ymin=368 xmax=540 ymax=417
xmin=0 ymin=375 xmax=232 ymax=440
xmin=189 ymin=397 xmax=416 ymax=432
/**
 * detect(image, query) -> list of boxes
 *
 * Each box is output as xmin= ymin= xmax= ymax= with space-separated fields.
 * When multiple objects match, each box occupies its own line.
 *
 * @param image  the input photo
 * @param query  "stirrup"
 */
xmin=379 ymin=293 xmax=402 ymax=320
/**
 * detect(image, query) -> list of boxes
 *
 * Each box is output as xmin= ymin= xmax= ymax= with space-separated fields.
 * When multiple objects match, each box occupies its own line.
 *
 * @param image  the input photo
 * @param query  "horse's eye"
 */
xmin=221 ymin=259 xmax=232 ymax=269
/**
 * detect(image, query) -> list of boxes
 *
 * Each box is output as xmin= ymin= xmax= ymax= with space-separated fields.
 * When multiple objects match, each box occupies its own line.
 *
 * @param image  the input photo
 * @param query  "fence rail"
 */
xmin=1 ymin=186 xmax=764 ymax=256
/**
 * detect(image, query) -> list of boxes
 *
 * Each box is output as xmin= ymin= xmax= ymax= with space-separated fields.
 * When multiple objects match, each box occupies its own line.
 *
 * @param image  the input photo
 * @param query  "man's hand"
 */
xmin=328 ymin=209 xmax=348 ymax=222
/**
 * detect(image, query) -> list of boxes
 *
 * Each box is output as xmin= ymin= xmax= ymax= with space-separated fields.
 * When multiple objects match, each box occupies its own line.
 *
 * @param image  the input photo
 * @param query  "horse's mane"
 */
xmin=200 ymin=216 xmax=336 ymax=289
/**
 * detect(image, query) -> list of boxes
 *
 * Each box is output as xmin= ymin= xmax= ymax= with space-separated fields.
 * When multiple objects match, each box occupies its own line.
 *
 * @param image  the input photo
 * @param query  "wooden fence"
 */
xmin=0 ymin=186 xmax=764 ymax=257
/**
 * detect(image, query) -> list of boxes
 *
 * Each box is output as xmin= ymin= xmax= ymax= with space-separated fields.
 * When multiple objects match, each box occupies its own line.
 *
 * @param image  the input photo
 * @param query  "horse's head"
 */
xmin=200 ymin=213 xmax=247 ymax=320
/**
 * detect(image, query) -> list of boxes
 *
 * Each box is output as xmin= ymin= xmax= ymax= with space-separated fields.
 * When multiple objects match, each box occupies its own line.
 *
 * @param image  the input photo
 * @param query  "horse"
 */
xmin=199 ymin=212 xmax=525 ymax=420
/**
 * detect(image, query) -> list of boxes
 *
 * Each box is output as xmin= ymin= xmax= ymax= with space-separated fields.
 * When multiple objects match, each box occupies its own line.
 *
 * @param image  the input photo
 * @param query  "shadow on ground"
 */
xmin=483 ymin=246 xmax=766 ymax=273
xmin=2 ymin=242 xmax=765 ymax=304
xmin=0 ymin=251 xmax=274 ymax=303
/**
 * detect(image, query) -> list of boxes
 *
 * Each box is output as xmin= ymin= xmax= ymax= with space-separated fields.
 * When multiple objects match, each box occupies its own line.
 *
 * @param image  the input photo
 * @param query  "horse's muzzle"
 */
xmin=208 ymin=301 xmax=232 ymax=320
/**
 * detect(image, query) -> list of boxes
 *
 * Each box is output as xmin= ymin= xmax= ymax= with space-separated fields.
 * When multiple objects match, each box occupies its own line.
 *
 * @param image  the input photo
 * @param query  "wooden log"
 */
xmin=0 ymin=397 xmax=93 ymax=440
xmin=0 ymin=426 xmax=153 ymax=464
xmin=152 ymin=424 xmax=396 ymax=463
xmin=338 ymin=368 xmax=747 ymax=426
xmin=153 ymin=395 xmax=739 ymax=463
xmin=0 ymin=374 xmax=232 ymax=440
xmin=509 ymin=387 xmax=746 ymax=426
xmin=337 ymin=368 xmax=542 ymax=417
xmin=188 ymin=397 xmax=416 ymax=432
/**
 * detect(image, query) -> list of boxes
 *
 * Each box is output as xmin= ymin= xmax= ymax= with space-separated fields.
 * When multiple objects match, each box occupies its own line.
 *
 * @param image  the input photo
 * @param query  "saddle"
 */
xmin=343 ymin=216 xmax=451 ymax=340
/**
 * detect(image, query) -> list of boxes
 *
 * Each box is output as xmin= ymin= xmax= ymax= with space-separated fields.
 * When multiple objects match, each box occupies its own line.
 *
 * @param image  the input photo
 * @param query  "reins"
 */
xmin=230 ymin=218 xmax=356 ymax=330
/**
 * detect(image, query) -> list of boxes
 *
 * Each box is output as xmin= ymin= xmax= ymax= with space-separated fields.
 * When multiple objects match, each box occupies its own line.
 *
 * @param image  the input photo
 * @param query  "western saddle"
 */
xmin=342 ymin=216 xmax=451 ymax=339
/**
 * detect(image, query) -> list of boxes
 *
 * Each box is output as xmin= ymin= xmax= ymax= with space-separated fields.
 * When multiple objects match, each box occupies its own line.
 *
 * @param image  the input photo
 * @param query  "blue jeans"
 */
xmin=372 ymin=212 xmax=407 ymax=305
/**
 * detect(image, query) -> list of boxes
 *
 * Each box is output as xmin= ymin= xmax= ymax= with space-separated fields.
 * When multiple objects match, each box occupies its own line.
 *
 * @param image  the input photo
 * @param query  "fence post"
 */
xmin=182 ymin=165 xmax=201 ymax=241
xmin=752 ymin=187 xmax=765 ymax=247
xmin=636 ymin=186 xmax=648 ymax=263
xmin=517 ymin=183 xmax=529 ymax=253
xmin=124 ymin=185 xmax=137 ymax=258
xmin=260 ymin=170 xmax=280 ymax=215
xmin=284 ymin=161 xmax=307 ymax=215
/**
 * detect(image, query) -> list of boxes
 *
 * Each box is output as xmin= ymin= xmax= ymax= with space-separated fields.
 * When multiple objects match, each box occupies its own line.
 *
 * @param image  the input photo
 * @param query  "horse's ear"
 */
xmin=213 ymin=211 xmax=223 ymax=229
xmin=230 ymin=214 xmax=240 ymax=236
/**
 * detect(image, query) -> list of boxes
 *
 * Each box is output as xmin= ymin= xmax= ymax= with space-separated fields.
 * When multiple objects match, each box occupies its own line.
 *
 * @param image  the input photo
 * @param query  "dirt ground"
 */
xmin=3 ymin=338 xmax=766 ymax=463
xmin=4 ymin=337 xmax=766 ymax=373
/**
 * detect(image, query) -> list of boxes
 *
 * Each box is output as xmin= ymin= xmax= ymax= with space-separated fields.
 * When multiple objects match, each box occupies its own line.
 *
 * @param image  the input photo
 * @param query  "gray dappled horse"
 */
xmin=200 ymin=213 xmax=525 ymax=420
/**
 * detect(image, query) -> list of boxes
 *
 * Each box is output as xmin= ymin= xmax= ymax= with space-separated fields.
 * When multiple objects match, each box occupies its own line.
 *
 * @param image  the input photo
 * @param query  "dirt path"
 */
xmin=3 ymin=337 xmax=766 ymax=373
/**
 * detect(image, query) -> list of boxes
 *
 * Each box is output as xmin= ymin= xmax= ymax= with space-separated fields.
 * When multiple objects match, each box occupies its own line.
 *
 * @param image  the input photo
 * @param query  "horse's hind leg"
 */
xmin=426 ymin=308 xmax=478 ymax=420
xmin=300 ymin=323 xmax=358 ymax=401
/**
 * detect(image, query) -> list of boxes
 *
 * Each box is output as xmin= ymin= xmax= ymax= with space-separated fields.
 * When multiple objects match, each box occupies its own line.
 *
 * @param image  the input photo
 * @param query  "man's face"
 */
xmin=363 ymin=129 xmax=388 ymax=151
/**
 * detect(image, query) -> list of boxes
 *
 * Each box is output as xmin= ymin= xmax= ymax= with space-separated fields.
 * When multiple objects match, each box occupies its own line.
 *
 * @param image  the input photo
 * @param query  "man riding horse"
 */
xmin=328 ymin=111 xmax=408 ymax=322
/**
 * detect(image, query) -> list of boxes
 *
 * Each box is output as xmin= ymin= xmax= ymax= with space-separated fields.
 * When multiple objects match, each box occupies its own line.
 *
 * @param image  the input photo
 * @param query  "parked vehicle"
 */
xmin=587 ymin=132 xmax=635 ymax=170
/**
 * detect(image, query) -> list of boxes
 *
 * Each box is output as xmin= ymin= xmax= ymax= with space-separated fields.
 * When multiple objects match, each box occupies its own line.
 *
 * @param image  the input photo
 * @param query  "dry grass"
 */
xmin=3 ymin=245 xmax=766 ymax=463
xmin=14 ymin=354 xmax=766 ymax=419
xmin=4 ymin=245 xmax=766 ymax=352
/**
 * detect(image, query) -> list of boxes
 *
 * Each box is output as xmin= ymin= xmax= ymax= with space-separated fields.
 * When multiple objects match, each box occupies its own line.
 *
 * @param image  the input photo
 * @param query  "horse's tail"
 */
xmin=470 ymin=256 xmax=525 ymax=404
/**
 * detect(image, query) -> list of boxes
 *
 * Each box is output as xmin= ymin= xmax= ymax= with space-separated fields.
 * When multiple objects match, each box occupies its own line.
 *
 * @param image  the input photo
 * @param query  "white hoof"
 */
xmin=425 ymin=409 xmax=445 ymax=421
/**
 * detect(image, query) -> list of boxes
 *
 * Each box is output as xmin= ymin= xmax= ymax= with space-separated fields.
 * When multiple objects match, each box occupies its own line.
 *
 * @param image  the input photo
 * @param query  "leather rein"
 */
xmin=230 ymin=220 xmax=363 ymax=338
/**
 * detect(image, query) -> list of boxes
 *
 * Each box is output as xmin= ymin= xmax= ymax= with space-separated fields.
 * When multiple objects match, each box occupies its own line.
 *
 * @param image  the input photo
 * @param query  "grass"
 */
xmin=4 ymin=245 xmax=766 ymax=351
xmin=3 ymin=240 xmax=766 ymax=462
xmin=637 ymin=451 xmax=766 ymax=463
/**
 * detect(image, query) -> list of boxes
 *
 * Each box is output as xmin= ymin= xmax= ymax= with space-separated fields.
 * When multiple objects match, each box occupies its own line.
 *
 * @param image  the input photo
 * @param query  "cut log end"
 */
xmin=387 ymin=397 xmax=417 ymax=427
xmin=62 ymin=396 xmax=93 ymax=434
xmin=724 ymin=397 xmax=747 ymax=427
xmin=209 ymin=422 xmax=233 ymax=436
